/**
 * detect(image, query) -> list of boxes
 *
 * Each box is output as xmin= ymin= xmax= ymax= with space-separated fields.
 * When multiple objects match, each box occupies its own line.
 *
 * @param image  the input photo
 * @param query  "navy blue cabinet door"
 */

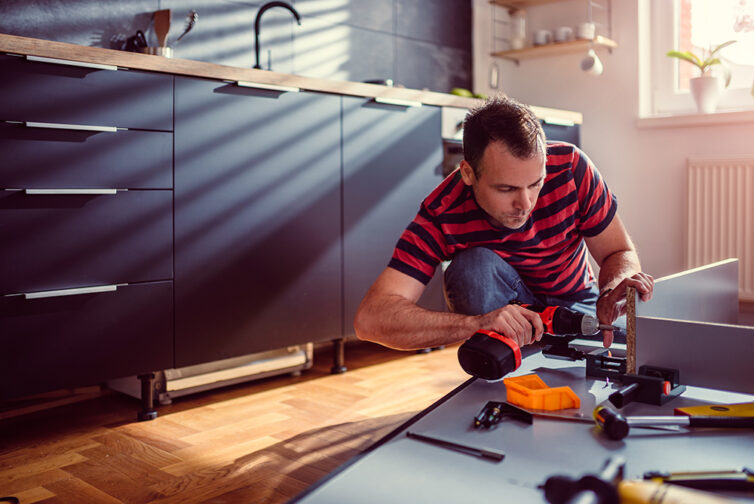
xmin=0 ymin=281 xmax=173 ymax=400
xmin=174 ymin=78 xmax=342 ymax=367
xmin=342 ymin=98 xmax=445 ymax=337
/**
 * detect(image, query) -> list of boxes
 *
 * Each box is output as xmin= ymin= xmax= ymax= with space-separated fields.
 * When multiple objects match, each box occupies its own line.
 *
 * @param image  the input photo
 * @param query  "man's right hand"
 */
xmin=479 ymin=304 xmax=544 ymax=348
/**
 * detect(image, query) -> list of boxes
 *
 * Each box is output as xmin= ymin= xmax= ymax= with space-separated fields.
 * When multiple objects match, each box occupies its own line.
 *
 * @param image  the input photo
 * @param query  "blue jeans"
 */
xmin=443 ymin=247 xmax=626 ymax=344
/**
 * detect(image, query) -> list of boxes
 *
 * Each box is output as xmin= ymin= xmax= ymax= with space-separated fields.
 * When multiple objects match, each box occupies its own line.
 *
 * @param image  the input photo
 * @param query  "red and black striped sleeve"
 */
xmin=571 ymin=146 xmax=617 ymax=237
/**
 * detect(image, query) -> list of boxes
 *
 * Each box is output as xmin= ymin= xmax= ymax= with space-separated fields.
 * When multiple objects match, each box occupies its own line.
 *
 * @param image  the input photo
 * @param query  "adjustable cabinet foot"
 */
xmin=331 ymin=338 xmax=347 ymax=374
xmin=137 ymin=373 xmax=158 ymax=421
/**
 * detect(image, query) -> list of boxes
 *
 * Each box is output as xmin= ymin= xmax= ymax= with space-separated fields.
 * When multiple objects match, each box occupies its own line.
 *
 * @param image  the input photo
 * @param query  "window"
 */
xmin=651 ymin=0 xmax=754 ymax=115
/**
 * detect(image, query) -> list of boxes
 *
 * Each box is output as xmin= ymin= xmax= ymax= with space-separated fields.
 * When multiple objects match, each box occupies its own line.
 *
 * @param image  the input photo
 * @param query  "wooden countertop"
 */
xmin=0 ymin=33 xmax=582 ymax=124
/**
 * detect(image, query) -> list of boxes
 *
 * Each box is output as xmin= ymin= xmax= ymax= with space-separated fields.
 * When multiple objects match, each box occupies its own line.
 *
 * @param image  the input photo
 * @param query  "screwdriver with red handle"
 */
xmin=457 ymin=303 xmax=619 ymax=381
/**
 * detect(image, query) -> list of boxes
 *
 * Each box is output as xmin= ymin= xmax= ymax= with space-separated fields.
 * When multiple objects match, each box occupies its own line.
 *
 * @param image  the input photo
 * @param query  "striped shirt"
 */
xmin=388 ymin=142 xmax=617 ymax=300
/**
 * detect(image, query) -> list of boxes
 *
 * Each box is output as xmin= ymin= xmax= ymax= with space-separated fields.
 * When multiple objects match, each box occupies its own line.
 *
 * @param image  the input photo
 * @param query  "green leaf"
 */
xmin=666 ymin=41 xmax=736 ymax=75
xmin=702 ymin=57 xmax=722 ymax=71
xmin=666 ymin=50 xmax=703 ymax=70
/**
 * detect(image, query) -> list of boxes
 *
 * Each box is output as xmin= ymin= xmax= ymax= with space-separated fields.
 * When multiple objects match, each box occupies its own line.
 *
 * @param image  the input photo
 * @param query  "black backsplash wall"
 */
xmin=0 ymin=0 xmax=471 ymax=93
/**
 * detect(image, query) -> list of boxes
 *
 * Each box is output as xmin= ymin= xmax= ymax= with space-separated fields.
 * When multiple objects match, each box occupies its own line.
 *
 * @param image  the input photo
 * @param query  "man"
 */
xmin=354 ymin=95 xmax=653 ymax=352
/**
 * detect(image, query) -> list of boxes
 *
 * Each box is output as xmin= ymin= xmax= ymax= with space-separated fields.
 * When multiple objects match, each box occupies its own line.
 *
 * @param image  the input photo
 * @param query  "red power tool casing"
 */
xmin=457 ymin=304 xmax=592 ymax=380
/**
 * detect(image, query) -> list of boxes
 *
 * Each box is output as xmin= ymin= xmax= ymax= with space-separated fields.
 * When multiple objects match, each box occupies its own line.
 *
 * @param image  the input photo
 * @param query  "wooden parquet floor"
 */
xmin=0 ymin=341 xmax=466 ymax=503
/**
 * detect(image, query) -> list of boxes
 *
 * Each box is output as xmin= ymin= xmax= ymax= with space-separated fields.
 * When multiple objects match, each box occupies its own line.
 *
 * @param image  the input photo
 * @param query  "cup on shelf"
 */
xmin=554 ymin=26 xmax=574 ymax=43
xmin=577 ymin=22 xmax=596 ymax=40
xmin=533 ymin=29 xmax=553 ymax=46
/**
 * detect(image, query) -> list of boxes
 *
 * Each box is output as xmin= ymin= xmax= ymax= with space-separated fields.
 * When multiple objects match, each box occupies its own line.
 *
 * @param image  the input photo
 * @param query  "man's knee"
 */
xmin=444 ymin=247 xmax=533 ymax=315
xmin=444 ymin=247 xmax=510 ymax=290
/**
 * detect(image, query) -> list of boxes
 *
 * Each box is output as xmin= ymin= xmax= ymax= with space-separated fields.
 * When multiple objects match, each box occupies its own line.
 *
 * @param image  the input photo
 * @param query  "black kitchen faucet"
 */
xmin=253 ymin=1 xmax=302 ymax=70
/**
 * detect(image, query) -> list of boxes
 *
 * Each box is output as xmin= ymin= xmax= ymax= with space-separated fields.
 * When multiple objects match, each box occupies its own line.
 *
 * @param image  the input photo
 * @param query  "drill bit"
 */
xmin=598 ymin=323 xmax=621 ymax=331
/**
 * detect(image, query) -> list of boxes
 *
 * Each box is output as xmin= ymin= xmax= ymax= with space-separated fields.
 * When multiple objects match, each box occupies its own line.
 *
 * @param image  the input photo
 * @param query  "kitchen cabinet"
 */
xmin=0 ymin=54 xmax=174 ymax=401
xmin=174 ymin=78 xmax=342 ymax=368
xmin=342 ymin=97 xmax=446 ymax=336
xmin=541 ymin=118 xmax=580 ymax=147
xmin=0 ymin=34 xmax=585 ymax=408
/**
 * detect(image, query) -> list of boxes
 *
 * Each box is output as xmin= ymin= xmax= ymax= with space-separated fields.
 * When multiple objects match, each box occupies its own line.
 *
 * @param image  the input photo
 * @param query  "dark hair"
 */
xmin=463 ymin=95 xmax=546 ymax=175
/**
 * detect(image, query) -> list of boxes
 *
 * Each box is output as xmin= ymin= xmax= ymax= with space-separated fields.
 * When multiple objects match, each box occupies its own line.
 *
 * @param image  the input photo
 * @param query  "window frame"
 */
xmin=650 ymin=0 xmax=754 ymax=115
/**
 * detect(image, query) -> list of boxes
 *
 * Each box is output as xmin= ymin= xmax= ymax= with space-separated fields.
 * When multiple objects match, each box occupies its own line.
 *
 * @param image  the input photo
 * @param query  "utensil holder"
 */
xmin=138 ymin=47 xmax=174 ymax=58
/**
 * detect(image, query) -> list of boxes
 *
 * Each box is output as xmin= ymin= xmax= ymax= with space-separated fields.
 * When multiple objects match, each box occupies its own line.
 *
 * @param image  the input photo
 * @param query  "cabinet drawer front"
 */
xmin=0 ymin=54 xmax=172 ymax=131
xmin=0 ymin=189 xmax=172 ymax=294
xmin=0 ymin=122 xmax=172 ymax=189
xmin=0 ymin=281 xmax=173 ymax=400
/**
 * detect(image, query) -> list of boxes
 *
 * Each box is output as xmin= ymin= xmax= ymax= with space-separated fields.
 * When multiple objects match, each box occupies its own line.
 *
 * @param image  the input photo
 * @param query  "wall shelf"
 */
xmin=489 ymin=0 xmax=615 ymax=64
xmin=491 ymin=35 xmax=617 ymax=63
xmin=490 ymin=0 xmax=568 ymax=9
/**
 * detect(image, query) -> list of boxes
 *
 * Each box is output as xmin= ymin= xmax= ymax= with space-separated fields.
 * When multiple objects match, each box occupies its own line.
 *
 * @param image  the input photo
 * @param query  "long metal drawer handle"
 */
xmin=373 ymin=97 xmax=423 ymax=108
xmin=25 ymin=121 xmax=118 ymax=133
xmin=24 ymin=189 xmax=118 ymax=195
xmin=26 ymin=55 xmax=118 ymax=71
xmin=23 ymin=284 xmax=123 ymax=300
xmin=235 ymin=80 xmax=300 ymax=93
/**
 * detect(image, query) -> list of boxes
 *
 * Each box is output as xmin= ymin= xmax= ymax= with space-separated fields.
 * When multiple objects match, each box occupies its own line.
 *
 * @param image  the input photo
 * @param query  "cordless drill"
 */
xmin=457 ymin=304 xmax=617 ymax=381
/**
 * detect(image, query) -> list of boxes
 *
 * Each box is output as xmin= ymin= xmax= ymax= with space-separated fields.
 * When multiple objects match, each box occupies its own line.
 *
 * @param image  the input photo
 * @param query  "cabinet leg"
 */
xmin=331 ymin=338 xmax=347 ymax=374
xmin=137 ymin=373 xmax=158 ymax=421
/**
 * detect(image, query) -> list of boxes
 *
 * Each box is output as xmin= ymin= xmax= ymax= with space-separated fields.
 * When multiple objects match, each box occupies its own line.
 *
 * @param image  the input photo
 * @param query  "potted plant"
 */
xmin=666 ymin=40 xmax=736 ymax=113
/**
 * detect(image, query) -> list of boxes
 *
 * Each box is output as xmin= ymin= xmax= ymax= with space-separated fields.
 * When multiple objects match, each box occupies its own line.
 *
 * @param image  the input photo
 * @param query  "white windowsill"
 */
xmin=636 ymin=108 xmax=754 ymax=129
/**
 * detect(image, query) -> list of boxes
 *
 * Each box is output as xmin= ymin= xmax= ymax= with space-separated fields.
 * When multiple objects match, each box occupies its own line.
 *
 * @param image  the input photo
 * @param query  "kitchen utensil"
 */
xmin=135 ymin=30 xmax=148 ymax=48
xmin=174 ymin=10 xmax=198 ymax=44
xmin=153 ymin=9 xmax=171 ymax=47
xmin=124 ymin=30 xmax=148 ymax=52
xmin=138 ymin=47 xmax=174 ymax=58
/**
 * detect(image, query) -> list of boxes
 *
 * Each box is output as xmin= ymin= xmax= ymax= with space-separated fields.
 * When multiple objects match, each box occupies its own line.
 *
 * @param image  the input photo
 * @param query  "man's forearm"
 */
xmin=354 ymin=293 xmax=481 ymax=351
xmin=597 ymin=249 xmax=641 ymax=292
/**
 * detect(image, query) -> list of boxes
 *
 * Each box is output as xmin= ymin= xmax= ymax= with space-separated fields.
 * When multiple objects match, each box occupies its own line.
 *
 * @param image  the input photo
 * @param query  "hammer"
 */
xmin=593 ymin=406 xmax=754 ymax=440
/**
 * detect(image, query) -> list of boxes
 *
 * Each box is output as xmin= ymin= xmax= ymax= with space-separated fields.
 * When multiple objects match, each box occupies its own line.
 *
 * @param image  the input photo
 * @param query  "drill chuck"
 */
xmin=580 ymin=314 xmax=600 ymax=335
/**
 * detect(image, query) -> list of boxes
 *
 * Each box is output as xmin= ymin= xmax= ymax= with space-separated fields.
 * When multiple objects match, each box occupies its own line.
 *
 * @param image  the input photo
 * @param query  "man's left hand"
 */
xmin=597 ymin=272 xmax=654 ymax=347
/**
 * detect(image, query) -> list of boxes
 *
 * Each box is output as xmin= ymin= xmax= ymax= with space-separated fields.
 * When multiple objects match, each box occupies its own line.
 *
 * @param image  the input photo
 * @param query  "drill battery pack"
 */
xmin=457 ymin=330 xmax=521 ymax=381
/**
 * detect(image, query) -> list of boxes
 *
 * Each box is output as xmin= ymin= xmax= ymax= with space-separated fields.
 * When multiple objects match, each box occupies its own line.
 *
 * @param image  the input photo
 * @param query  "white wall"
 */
xmin=472 ymin=0 xmax=754 ymax=279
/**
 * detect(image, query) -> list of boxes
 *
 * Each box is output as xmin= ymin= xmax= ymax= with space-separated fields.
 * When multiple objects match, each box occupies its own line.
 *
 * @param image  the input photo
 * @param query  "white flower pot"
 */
xmin=690 ymin=76 xmax=722 ymax=114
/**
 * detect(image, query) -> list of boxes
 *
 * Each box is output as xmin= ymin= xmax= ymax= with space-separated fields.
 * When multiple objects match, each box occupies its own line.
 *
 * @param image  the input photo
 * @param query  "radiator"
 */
xmin=687 ymin=158 xmax=754 ymax=301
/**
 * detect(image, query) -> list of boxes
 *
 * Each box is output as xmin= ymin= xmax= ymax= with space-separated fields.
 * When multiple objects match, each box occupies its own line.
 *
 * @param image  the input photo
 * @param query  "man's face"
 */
xmin=460 ymin=141 xmax=546 ymax=230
